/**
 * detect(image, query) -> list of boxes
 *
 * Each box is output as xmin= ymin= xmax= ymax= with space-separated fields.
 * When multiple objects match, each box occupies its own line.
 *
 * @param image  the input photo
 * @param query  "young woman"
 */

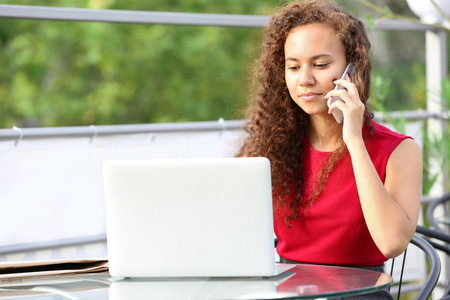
xmin=237 ymin=0 xmax=422 ymax=276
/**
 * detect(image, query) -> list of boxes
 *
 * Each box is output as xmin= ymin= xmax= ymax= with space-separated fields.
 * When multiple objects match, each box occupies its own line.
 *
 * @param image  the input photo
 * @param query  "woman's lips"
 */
xmin=300 ymin=92 xmax=322 ymax=101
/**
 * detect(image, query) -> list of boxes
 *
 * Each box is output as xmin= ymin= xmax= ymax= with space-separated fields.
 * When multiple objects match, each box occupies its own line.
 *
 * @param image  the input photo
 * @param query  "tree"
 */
xmin=0 ymin=0 xmax=282 ymax=127
xmin=0 ymin=0 xmax=429 ymax=127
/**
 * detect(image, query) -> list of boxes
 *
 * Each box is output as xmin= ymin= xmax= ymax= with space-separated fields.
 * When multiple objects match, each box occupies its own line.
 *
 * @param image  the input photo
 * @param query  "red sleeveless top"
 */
xmin=275 ymin=121 xmax=411 ymax=266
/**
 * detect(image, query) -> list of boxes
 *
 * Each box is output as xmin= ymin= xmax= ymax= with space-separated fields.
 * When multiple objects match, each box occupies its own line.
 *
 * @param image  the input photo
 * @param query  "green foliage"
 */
xmin=383 ymin=6 xmax=393 ymax=16
xmin=370 ymin=74 xmax=406 ymax=133
xmin=0 ymin=0 xmax=434 ymax=128
xmin=370 ymin=74 xmax=391 ymax=112
xmin=371 ymin=57 xmax=426 ymax=111
xmin=365 ymin=14 xmax=376 ymax=30
xmin=372 ymin=75 xmax=450 ymax=194
xmin=422 ymin=122 xmax=450 ymax=193
xmin=0 ymin=0 xmax=286 ymax=127
xmin=439 ymin=78 xmax=450 ymax=191
xmin=422 ymin=129 xmax=441 ymax=195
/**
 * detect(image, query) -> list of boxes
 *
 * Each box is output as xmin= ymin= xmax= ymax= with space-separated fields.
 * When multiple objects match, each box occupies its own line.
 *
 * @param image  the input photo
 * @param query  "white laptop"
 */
xmin=103 ymin=157 xmax=279 ymax=278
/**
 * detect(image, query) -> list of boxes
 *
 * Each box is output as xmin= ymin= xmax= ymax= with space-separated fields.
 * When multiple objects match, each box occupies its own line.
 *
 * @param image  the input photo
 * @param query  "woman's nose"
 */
xmin=299 ymin=68 xmax=315 ymax=86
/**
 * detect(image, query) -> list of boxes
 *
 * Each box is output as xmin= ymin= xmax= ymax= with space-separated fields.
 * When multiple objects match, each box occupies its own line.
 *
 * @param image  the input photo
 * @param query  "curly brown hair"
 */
xmin=236 ymin=0 xmax=373 ymax=226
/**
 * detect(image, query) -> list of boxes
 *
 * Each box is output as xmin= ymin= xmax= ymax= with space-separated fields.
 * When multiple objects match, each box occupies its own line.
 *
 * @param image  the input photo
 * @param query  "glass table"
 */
xmin=0 ymin=263 xmax=392 ymax=299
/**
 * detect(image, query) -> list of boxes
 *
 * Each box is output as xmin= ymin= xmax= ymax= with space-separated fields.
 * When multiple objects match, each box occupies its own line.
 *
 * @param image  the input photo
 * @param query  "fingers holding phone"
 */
xmin=326 ymin=63 xmax=360 ymax=123
xmin=327 ymin=76 xmax=363 ymax=118
xmin=325 ymin=65 xmax=366 ymax=146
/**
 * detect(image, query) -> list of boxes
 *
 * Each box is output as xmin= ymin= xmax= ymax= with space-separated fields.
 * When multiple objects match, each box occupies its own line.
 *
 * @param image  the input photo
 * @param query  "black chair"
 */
xmin=391 ymin=234 xmax=441 ymax=300
xmin=416 ymin=225 xmax=450 ymax=256
xmin=418 ymin=193 xmax=450 ymax=296
xmin=427 ymin=193 xmax=450 ymax=233
xmin=415 ymin=225 xmax=450 ymax=297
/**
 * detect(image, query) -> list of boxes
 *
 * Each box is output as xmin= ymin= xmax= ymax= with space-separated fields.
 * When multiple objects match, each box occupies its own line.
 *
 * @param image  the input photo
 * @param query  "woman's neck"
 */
xmin=308 ymin=115 xmax=343 ymax=152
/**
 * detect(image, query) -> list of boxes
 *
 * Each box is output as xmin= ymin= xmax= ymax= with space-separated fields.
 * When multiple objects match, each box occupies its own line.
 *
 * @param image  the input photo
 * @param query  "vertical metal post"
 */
xmin=426 ymin=28 xmax=448 ymax=300
xmin=426 ymin=29 xmax=448 ymax=195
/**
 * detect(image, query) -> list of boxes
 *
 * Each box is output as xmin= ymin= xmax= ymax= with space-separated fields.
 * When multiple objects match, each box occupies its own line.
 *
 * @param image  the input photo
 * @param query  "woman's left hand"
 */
xmin=325 ymin=74 xmax=365 ymax=148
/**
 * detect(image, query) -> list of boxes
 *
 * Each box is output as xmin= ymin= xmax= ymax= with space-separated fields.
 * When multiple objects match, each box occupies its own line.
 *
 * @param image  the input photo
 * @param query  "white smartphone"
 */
xmin=327 ymin=63 xmax=356 ymax=123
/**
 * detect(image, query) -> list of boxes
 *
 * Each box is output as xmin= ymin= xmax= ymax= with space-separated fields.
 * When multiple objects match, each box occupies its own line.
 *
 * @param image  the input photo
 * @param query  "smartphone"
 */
xmin=327 ymin=63 xmax=356 ymax=123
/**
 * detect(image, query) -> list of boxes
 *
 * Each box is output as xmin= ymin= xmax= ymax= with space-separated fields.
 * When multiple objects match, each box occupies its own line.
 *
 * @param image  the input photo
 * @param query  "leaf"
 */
xmin=423 ymin=173 xmax=439 ymax=195
xmin=366 ymin=14 xmax=376 ymax=30
xmin=383 ymin=6 xmax=393 ymax=15
xmin=441 ymin=78 xmax=450 ymax=107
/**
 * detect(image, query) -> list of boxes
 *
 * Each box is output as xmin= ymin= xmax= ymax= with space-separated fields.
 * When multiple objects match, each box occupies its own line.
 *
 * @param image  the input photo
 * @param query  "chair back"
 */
xmin=410 ymin=234 xmax=441 ymax=299
xmin=427 ymin=193 xmax=450 ymax=233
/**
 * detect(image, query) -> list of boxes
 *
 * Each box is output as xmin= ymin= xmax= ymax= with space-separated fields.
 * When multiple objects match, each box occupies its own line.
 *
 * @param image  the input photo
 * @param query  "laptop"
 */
xmin=103 ymin=157 xmax=279 ymax=278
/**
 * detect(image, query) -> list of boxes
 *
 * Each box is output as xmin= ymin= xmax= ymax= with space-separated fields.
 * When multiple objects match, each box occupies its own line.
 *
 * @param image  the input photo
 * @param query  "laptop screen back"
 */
xmin=103 ymin=157 xmax=275 ymax=277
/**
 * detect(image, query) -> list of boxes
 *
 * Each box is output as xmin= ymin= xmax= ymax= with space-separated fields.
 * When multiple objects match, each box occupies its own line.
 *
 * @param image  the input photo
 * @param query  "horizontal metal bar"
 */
xmin=420 ymin=195 xmax=439 ymax=204
xmin=0 ymin=110 xmax=443 ymax=142
xmin=0 ymin=4 xmax=440 ymax=32
xmin=374 ymin=19 xmax=437 ymax=31
xmin=0 ymin=4 xmax=270 ymax=27
xmin=0 ymin=119 xmax=245 ymax=141
xmin=373 ymin=110 xmax=447 ymax=122
xmin=0 ymin=234 xmax=107 ymax=255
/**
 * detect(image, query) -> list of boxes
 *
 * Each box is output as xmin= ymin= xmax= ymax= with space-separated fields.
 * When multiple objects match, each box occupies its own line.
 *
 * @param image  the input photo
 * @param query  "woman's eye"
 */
xmin=287 ymin=66 xmax=299 ymax=71
xmin=315 ymin=64 xmax=328 ymax=68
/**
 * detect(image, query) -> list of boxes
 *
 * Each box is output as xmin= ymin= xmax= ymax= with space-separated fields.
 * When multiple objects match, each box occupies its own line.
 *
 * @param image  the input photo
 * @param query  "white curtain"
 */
xmin=0 ymin=129 xmax=242 ymax=256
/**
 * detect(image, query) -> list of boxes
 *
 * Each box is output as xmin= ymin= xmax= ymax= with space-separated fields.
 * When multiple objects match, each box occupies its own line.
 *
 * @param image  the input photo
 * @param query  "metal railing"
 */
xmin=0 ymin=119 xmax=244 ymax=141
xmin=0 ymin=4 xmax=437 ymax=30
xmin=0 ymin=110 xmax=441 ymax=142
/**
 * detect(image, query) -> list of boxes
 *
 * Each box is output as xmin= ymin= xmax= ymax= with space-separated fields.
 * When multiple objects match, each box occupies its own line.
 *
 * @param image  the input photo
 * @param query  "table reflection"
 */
xmin=0 ymin=263 xmax=392 ymax=300
xmin=109 ymin=264 xmax=392 ymax=300
xmin=111 ymin=272 xmax=295 ymax=300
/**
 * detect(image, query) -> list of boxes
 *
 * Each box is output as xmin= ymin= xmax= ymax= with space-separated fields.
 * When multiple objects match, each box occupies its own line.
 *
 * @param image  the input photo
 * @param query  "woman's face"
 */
xmin=284 ymin=23 xmax=347 ymax=117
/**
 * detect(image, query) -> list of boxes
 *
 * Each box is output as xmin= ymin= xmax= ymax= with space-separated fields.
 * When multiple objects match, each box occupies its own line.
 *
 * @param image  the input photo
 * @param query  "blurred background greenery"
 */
xmin=0 ymin=0 xmax=434 ymax=128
